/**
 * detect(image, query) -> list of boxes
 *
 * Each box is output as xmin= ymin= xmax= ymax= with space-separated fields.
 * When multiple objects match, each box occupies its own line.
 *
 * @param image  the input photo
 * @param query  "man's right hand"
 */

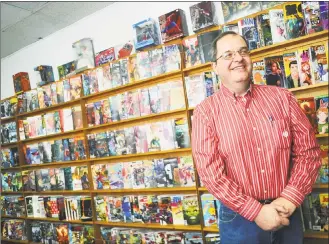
xmin=254 ymin=204 xmax=290 ymax=231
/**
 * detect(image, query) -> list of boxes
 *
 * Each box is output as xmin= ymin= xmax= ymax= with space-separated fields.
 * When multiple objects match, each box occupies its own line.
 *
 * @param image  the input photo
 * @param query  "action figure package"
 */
xmin=114 ymin=40 xmax=135 ymax=59
xmin=95 ymin=47 xmax=115 ymax=66
xmin=72 ymin=38 xmax=96 ymax=71
xmin=133 ymin=18 xmax=161 ymax=50
xmin=13 ymin=72 xmax=31 ymax=94
xmin=57 ymin=60 xmax=76 ymax=79
xmin=34 ymin=65 xmax=55 ymax=87
xmin=190 ymin=1 xmax=219 ymax=32
xmin=159 ymin=9 xmax=189 ymax=43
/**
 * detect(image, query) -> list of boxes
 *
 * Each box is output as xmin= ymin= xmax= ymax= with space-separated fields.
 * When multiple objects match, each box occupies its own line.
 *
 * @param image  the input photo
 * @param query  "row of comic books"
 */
xmin=23 ymin=136 xmax=86 ymax=165
xmin=25 ymin=195 xmax=92 ymax=221
xmin=316 ymin=145 xmax=328 ymax=184
xmin=30 ymin=222 xmax=94 ymax=244
xmin=1 ymin=219 xmax=26 ymax=241
xmin=1 ymin=147 xmax=19 ymax=169
xmin=83 ymin=44 xmax=182 ymax=96
xmin=101 ymin=227 xmax=203 ymax=244
xmin=185 ymin=71 xmax=219 ymax=108
xmin=252 ymin=43 xmax=328 ymax=88
xmin=298 ymin=95 xmax=329 ymax=135
xmin=0 ymin=121 xmax=17 ymax=144
xmin=16 ymin=76 xmax=83 ymax=114
xmin=91 ymin=156 xmax=195 ymax=190
xmin=86 ymin=79 xmax=185 ymax=126
xmin=94 ymin=194 xmax=200 ymax=226
xmin=87 ymin=118 xmax=190 ymax=158
xmin=22 ymin=165 xmax=90 ymax=192
xmin=18 ymin=105 xmax=83 ymax=140
xmin=1 ymin=195 xmax=25 ymax=217
xmin=0 ymin=96 xmax=17 ymax=119
xmin=301 ymin=193 xmax=328 ymax=232
xmin=0 ymin=171 xmax=22 ymax=192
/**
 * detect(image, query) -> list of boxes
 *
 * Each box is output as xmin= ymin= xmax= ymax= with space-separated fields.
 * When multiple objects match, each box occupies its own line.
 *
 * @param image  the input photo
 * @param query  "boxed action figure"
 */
xmin=133 ymin=18 xmax=161 ymax=50
xmin=34 ymin=65 xmax=55 ymax=87
xmin=190 ymin=1 xmax=218 ymax=32
xmin=13 ymin=72 xmax=31 ymax=94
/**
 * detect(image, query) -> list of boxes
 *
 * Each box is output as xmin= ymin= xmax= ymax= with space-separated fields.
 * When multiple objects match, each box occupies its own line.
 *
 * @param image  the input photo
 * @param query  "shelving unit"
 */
xmin=1 ymin=2 xmax=328 ymax=243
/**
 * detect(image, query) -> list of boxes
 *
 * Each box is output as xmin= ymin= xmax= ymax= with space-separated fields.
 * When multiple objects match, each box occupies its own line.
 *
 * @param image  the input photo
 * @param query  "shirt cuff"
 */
xmin=280 ymin=185 xmax=305 ymax=207
xmin=238 ymin=197 xmax=263 ymax=222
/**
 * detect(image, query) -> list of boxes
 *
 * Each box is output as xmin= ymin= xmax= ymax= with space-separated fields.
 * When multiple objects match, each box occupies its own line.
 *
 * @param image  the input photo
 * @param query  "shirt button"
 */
xmin=261 ymin=169 xmax=265 ymax=173
xmin=257 ymin=148 xmax=261 ymax=152
xmin=247 ymin=108 xmax=250 ymax=112
xmin=264 ymin=190 xmax=267 ymax=193
xmin=242 ymin=98 xmax=246 ymax=102
xmin=253 ymin=127 xmax=256 ymax=131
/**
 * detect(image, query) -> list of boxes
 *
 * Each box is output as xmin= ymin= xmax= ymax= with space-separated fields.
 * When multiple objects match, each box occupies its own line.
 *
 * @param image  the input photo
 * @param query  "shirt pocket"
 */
xmin=272 ymin=119 xmax=291 ymax=149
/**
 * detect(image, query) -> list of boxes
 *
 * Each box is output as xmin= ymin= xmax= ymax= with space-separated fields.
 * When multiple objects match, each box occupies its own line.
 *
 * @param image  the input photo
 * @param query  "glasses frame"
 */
xmin=214 ymin=48 xmax=250 ymax=62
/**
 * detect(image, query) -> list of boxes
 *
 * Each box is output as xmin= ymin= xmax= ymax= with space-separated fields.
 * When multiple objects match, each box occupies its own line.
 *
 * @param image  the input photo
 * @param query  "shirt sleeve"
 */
xmin=192 ymin=105 xmax=262 ymax=222
xmin=280 ymin=92 xmax=322 ymax=207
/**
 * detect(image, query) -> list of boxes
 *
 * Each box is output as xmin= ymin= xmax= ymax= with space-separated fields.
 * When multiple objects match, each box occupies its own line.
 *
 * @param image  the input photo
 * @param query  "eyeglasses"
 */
xmin=215 ymin=48 xmax=250 ymax=62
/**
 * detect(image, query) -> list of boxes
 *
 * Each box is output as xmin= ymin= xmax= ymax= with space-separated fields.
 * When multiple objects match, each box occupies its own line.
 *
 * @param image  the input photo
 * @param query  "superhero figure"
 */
xmin=161 ymin=13 xmax=182 ymax=36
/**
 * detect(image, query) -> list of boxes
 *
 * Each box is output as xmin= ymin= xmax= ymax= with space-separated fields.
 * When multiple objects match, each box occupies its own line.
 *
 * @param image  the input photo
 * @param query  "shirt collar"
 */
xmin=220 ymin=82 xmax=254 ymax=100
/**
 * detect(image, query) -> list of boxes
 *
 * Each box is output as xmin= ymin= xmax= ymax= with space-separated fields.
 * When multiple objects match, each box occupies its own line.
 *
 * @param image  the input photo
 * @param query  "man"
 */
xmin=192 ymin=31 xmax=321 ymax=244
xmin=286 ymin=60 xmax=301 ymax=88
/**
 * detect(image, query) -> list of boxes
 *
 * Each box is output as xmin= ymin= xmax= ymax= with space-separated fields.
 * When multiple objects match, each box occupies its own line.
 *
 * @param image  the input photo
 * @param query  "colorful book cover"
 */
xmin=126 ymin=90 xmax=141 ymax=119
xmin=164 ymin=44 xmax=182 ymax=73
xmin=319 ymin=1 xmax=329 ymax=30
xmin=132 ymin=161 xmax=146 ymax=189
xmin=256 ymin=13 xmax=273 ymax=47
xmin=109 ymin=162 xmax=124 ymax=189
xmin=316 ymin=144 xmax=328 ymax=184
xmin=120 ymin=58 xmax=129 ymax=85
xmin=185 ymin=74 xmax=206 ymax=108
xmin=95 ymin=132 xmax=109 ymax=158
xmin=310 ymin=44 xmax=328 ymax=82
xmin=169 ymin=79 xmax=186 ymax=110
xmin=107 ymin=131 xmax=117 ymax=156
xmin=139 ymin=88 xmax=151 ymax=116
xmin=283 ymin=2 xmax=306 ymax=39
xmin=182 ymin=195 xmax=200 ymax=225
xmin=153 ymin=158 xmax=167 ymax=187
xmin=221 ymin=2 xmax=262 ymax=23
xmin=161 ymin=120 xmax=176 ymax=151
xmin=122 ymin=162 xmax=133 ymax=189
xmin=125 ymin=127 xmax=137 ymax=155
xmin=163 ymin=158 xmax=179 ymax=187
xmin=190 ymin=1 xmax=218 ymax=32
xmin=171 ymin=195 xmax=185 ymax=225
xmin=72 ymin=105 xmax=83 ymax=130
xmin=297 ymin=97 xmax=317 ymax=134
xmin=110 ymin=61 xmax=122 ymax=88
xmin=134 ymin=125 xmax=149 ymax=153
xmin=149 ymin=48 xmax=165 ymax=77
xmin=159 ymin=9 xmax=188 ymax=43
xmin=122 ymin=196 xmax=133 ymax=223
xmin=63 ymin=79 xmax=71 ymax=102
xmin=94 ymin=196 xmax=108 ymax=221
xmin=92 ymin=164 xmax=110 ymax=190
xmin=158 ymin=195 xmax=173 ymax=225
xmin=252 ymin=60 xmax=266 ymax=85
xmin=183 ymin=36 xmax=201 ymax=68
xmin=136 ymin=51 xmax=152 ymax=80
xmin=302 ymin=2 xmax=323 ymax=34
xmin=201 ymin=194 xmax=218 ymax=227
xmin=269 ymin=9 xmax=288 ymax=43
xmin=283 ymin=52 xmax=301 ymax=88
xmin=179 ymin=156 xmax=196 ymax=187
xmin=298 ymin=47 xmax=314 ymax=86
xmin=238 ymin=18 xmax=259 ymax=50
xmin=56 ymin=80 xmax=64 ymax=103
xmin=173 ymin=118 xmax=190 ymax=149
xmin=264 ymin=55 xmax=287 ymax=88
xmin=115 ymin=129 xmax=128 ymax=155
xmin=315 ymin=95 xmax=329 ymax=134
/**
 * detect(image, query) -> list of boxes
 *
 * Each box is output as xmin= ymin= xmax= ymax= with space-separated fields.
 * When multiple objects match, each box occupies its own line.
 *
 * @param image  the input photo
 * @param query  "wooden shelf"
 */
xmin=94 ymin=221 xmax=202 ymax=231
xmin=91 ymin=148 xmax=192 ymax=162
xmin=0 ymin=239 xmax=28 ymax=243
xmin=0 ymin=116 xmax=16 ymax=122
xmin=203 ymin=226 xmax=219 ymax=233
xmin=289 ymin=82 xmax=328 ymax=93
xmin=1 ymin=166 xmax=21 ymax=171
xmin=1 ymin=191 xmax=23 ymax=194
xmin=304 ymin=230 xmax=329 ymax=239
xmin=20 ymin=128 xmax=84 ymax=143
xmin=1 ymin=215 xmax=26 ymax=219
xmin=198 ymin=187 xmax=208 ymax=192
xmin=25 ymin=217 xmax=93 ymax=224
xmin=0 ymin=141 xmax=18 ymax=147
xmin=23 ymin=190 xmax=91 ymax=195
xmin=16 ymin=97 xmax=82 ymax=118
xmin=92 ymin=186 xmax=197 ymax=194
xmin=183 ymin=62 xmax=212 ymax=72
xmin=316 ymin=133 xmax=328 ymax=138
xmin=313 ymin=184 xmax=328 ymax=189
xmin=21 ymin=159 xmax=90 ymax=169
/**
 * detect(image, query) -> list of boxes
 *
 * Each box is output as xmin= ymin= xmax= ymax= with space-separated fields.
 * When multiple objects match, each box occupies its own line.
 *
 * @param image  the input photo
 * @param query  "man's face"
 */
xmin=212 ymin=34 xmax=252 ymax=86
xmin=290 ymin=63 xmax=299 ymax=77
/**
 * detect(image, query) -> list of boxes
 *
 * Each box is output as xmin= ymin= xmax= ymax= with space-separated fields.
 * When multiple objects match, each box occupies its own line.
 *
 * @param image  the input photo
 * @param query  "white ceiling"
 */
xmin=1 ymin=1 xmax=115 ymax=59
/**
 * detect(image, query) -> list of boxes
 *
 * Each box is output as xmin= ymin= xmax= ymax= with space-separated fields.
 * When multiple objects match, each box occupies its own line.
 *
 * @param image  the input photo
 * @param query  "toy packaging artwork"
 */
xmin=57 ymin=60 xmax=77 ymax=79
xmin=159 ymin=9 xmax=188 ymax=43
xmin=34 ymin=65 xmax=55 ymax=87
xmin=221 ymin=1 xmax=262 ymax=23
xmin=114 ymin=40 xmax=135 ymax=59
xmin=72 ymin=38 xmax=96 ymax=71
xmin=13 ymin=72 xmax=31 ymax=94
xmin=133 ymin=18 xmax=161 ymax=50
xmin=95 ymin=47 xmax=115 ymax=66
xmin=190 ymin=1 xmax=218 ymax=32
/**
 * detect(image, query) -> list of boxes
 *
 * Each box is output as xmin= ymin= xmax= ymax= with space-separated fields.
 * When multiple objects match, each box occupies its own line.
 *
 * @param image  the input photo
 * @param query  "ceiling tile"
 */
xmin=4 ymin=1 xmax=48 ymax=11
xmin=1 ymin=3 xmax=32 ymax=30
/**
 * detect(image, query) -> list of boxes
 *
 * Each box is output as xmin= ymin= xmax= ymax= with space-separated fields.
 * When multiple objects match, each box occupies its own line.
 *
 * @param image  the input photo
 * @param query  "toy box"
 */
xmin=13 ymin=72 xmax=31 ymax=94
xmin=57 ymin=61 xmax=76 ymax=79
xmin=190 ymin=1 xmax=218 ymax=32
xmin=95 ymin=47 xmax=115 ymax=66
xmin=34 ymin=65 xmax=55 ymax=87
xmin=133 ymin=18 xmax=160 ymax=50
xmin=72 ymin=38 xmax=96 ymax=71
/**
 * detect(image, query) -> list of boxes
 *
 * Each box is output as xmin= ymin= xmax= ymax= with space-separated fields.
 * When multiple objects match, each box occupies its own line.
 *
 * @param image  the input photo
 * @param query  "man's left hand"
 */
xmin=271 ymin=197 xmax=296 ymax=218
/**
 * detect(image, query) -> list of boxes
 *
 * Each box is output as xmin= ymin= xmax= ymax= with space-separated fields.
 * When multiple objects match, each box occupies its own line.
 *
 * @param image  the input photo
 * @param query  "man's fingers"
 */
xmin=272 ymin=203 xmax=289 ymax=214
xmin=280 ymin=217 xmax=290 ymax=226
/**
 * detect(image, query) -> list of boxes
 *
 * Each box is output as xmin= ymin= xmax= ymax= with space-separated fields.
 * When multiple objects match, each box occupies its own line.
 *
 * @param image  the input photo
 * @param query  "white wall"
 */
xmin=1 ymin=1 xmax=223 ymax=99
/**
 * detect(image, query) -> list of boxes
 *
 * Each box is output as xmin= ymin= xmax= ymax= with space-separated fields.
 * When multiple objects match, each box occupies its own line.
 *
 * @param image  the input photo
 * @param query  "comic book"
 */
xmin=201 ymin=194 xmax=218 ymax=227
xmin=316 ymin=144 xmax=328 ymax=184
xmin=297 ymin=47 xmax=314 ymax=86
xmin=185 ymin=74 xmax=206 ymax=108
xmin=255 ymin=13 xmax=273 ymax=47
xmin=94 ymin=196 xmax=108 ymax=221
xmin=178 ymin=156 xmax=195 ymax=187
xmin=310 ymin=44 xmax=328 ymax=82
xmin=110 ymin=61 xmax=122 ymax=88
xmin=320 ymin=1 xmax=329 ymax=30
xmin=109 ymin=94 xmax=122 ymax=122
xmin=302 ymin=2 xmax=323 ymax=34
xmin=109 ymin=162 xmax=124 ymax=189
xmin=169 ymin=80 xmax=185 ymax=110
xmin=153 ymin=158 xmax=167 ymax=187
xmin=137 ymin=51 xmax=152 ymax=80
xmin=102 ymin=98 xmax=112 ymax=124
xmin=283 ymin=52 xmax=300 ymax=88
xmin=126 ymin=90 xmax=141 ymax=119
xmin=120 ymin=58 xmax=129 ymax=85
xmin=125 ymin=127 xmax=137 ymax=155
xmin=132 ymin=161 xmax=146 ymax=189
xmin=120 ymin=92 xmax=128 ymax=120
xmin=221 ymin=2 xmax=262 ymax=23
xmin=115 ymin=129 xmax=127 ymax=155
xmin=122 ymin=196 xmax=133 ymax=223
xmin=95 ymin=132 xmax=109 ymax=158
xmin=264 ymin=55 xmax=287 ymax=88
xmin=85 ymin=103 xmax=95 ymax=127
xmin=148 ymin=85 xmax=161 ymax=114
xmin=94 ymin=100 xmax=104 ymax=126
xmin=158 ymin=195 xmax=173 ymax=225
xmin=149 ymin=48 xmax=165 ymax=77
xmin=107 ymin=131 xmax=117 ymax=156
xmin=63 ymin=79 xmax=71 ymax=102
xmin=95 ymin=47 xmax=115 ymax=66
xmin=252 ymin=60 xmax=266 ymax=85
xmin=183 ymin=36 xmax=201 ymax=68
xmin=269 ymin=9 xmax=288 ymax=43
xmin=238 ymin=18 xmax=259 ymax=50
xmin=173 ymin=118 xmax=190 ymax=149
xmin=163 ymin=158 xmax=179 ymax=187
xmin=182 ymin=195 xmax=200 ymax=225
xmin=190 ymin=1 xmax=218 ymax=32
xmin=108 ymin=196 xmax=124 ymax=222
xmin=283 ymin=2 xmax=306 ymax=39
xmin=134 ymin=125 xmax=149 ymax=154
xmin=56 ymin=80 xmax=64 ymax=103
xmin=315 ymin=95 xmax=329 ymax=134
xmin=69 ymin=76 xmax=82 ymax=100
xmin=71 ymin=105 xmax=83 ymax=130
xmin=139 ymin=88 xmax=151 ymax=116
xmin=92 ymin=164 xmax=110 ymax=190
xmin=138 ymin=195 xmax=159 ymax=223
xmin=122 ymin=162 xmax=133 ymax=189
xmin=164 ymin=44 xmax=182 ymax=73
xmin=184 ymin=232 xmax=203 ymax=244
xmin=198 ymin=30 xmax=221 ymax=63
xmin=50 ymin=83 xmax=58 ymax=105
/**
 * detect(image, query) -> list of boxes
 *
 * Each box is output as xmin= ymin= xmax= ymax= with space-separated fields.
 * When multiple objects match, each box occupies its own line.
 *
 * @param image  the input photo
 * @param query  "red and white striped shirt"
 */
xmin=192 ymin=83 xmax=321 ymax=221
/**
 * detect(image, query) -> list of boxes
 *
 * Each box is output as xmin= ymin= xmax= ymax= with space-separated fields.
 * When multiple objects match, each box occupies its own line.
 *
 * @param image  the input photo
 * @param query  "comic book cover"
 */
xmin=125 ymin=127 xmax=137 ymax=155
xmin=122 ymin=162 xmax=133 ymax=189
xmin=75 ymin=136 xmax=87 ymax=160
xmin=109 ymin=94 xmax=122 ymax=122
xmin=94 ymin=196 xmax=108 ymax=221
xmin=105 ymin=131 xmax=116 ymax=156
xmin=115 ymin=129 xmax=127 ymax=155
xmin=102 ymin=98 xmax=111 ymax=124
xmin=255 ymin=13 xmax=273 ymax=47
xmin=183 ymin=36 xmax=201 ymax=68
xmin=201 ymin=194 xmax=217 ymax=227
xmin=100 ymin=226 xmax=112 ymax=242
xmin=133 ymin=125 xmax=148 ymax=154
xmin=171 ymin=195 xmax=185 ymax=225
xmin=153 ymin=158 xmax=167 ymax=187
xmin=221 ymin=2 xmax=262 ymax=23
xmin=302 ymin=2 xmax=322 ymax=34
xmin=269 ymin=9 xmax=288 ymax=43
xmin=159 ymin=9 xmax=188 ymax=43
xmin=121 ymin=196 xmax=133 ymax=223
xmin=36 ymin=169 xmax=51 ymax=191
xmin=85 ymin=103 xmax=95 ymax=127
xmin=264 ymin=55 xmax=287 ymax=88
xmin=179 ymin=156 xmax=195 ymax=187
xmin=93 ymin=101 xmax=103 ymax=126
xmin=190 ymin=1 xmax=218 ymax=32
xmin=68 ymin=224 xmax=84 ymax=244
xmin=128 ymin=55 xmax=140 ymax=82
xmin=63 ymin=79 xmax=71 ymax=102
xmin=16 ymin=93 xmax=24 ymax=114
xmin=149 ymin=48 xmax=165 ymax=77
xmin=29 ymin=143 xmax=42 ymax=164
xmin=283 ymin=2 xmax=306 ymax=39
xmin=146 ymin=122 xmax=163 ymax=152
xmin=50 ymin=83 xmax=58 ymax=105
xmin=109 ymin=162 xmax=124 ymax=189
xmin=95 ymin=47 xmax=115 ymax=66
xmin=148 ymin=85 xmax=161 ymax=114
xmin=164 ymin=44 xmax=182 ymax=73
xmin=161 ymin=120 xmax=176 ymax=151
xmin=315 ymin=95 xmax=329 ymax=134
xmin=37 ymin=87 xmax=45 ymax=109
xmin=56 ymin=80 xmax=64 ymax=103
xmin=126 ymin=90 xmax=141 ymax=119
xmin=138 ymin=195 xmax=159 ymax=223
xmin=132 ymin=161 xmax=146 ymax=189
xmin=7 ymin=121 xmax=18 ymax=142
xmin=320 ymin=1 xmax=329 ymax=30
xmin=92 ymin=164 xmax=110 ymax=189
xmin=163 ymin=158 xmax=179 ymax=187
xmin=185 ymin=74 xmax=206 ymax=108
xmin=53 ymin=223 xmax=69 ymax=243
xmin=316 ymin=144 xmax=328 ymax=184
xmin=120 ymin=92 xmax=128 ymax=120
xmin=173 ymin=118 xmax=190 ymax=149
xmin=238 ymin=17 xmax=259 ymax=50
xmin=223 ymin=23 xmax=239 ymax=33
xmin=27 ymin=117 xmax=37 ymax=138
xmin=69 ymin=76 xmax=82 ymax=100
xmin=157 ymin=195 xmax=173 ymax=225
xmin=95 ymin=132 xmax=109 ymax=158
xmin=182 ymin=195 xmax=200 ymax=225
xmin=30 ymin=89 xmax=40 ymax=111
xmin=139 ymin=88 xmax=151 ymax=116
xmin=137 ymin=51 xmax=152 ymax=80
xmin=96 ymin=66 xmax=105 ymax=92
xmin=198 ymin=30 xmax=221 ymax=63
xmin=81 ymin=73 xmax=90 ymax=96
xmin=158 ymin=82 xmax=171 ymax=113
xmin=108 ymin=196 xmax=124 ymax=222
xmin=184 ymin=232 xmax=203 ymax=244
xmin=71 ymin=105 xmax=83 ymax=130
xmin=71 ymin=166 xmax=88 ymax=190
xmin=120 ymin=58 xmax=129 ymax=85
xmin=110 ymin=61 xmax=122 ymax=88
xmin=41 ymin=141 xmax=52 ymax=163
xmin=114 ymin=40 xmax=135 ymax=59
xmin=140 ymin=160 xmax=155 ymax=189
xmin=80 ymin=196 xmax=92 ymax=221
xmin=283 ymin=52 xmax=301 ymax=88
xmin=60 ymin=108 xmax=74 ymax=132
xmin=310 ymin=44 xmax=328 ymax=82
xmin=309 ymin=193 xmax=329 ymax=231
xmin=204 ymin=71 xmax=218 ymax=97
xmin=88 ymin=69 xmax=99 ymax=94
xmin=297 ymin=47 xmax=314 ymax=86
xmin=252 ymin=60 xmax=266 ymax=85
xmin=53 ymin=111 xmax=61 ymax=133
xmin=44 ymin=112 xmax=55 ymax=135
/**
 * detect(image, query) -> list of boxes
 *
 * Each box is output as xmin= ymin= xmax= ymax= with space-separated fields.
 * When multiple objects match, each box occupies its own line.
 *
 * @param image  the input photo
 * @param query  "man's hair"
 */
xmin=211 ymin=31 xmax=248 ymax=62
xmin=289 ymin=60 xmax=297 ymax=68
